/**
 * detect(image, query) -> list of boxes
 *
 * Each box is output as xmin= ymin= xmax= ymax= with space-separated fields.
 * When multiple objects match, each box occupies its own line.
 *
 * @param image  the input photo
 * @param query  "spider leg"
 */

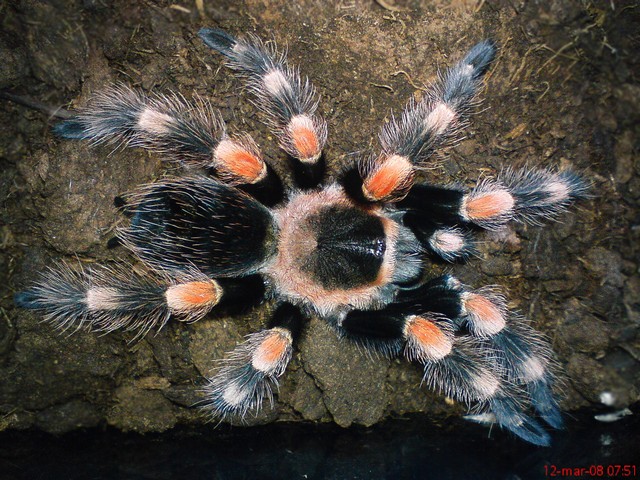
xmin=14 ymin=263 xmax=264 ymax=342
xmin=199 ymin=28 xmax=327 ymax=188
xmin=54 ymin=86 xmax=283 ymax=205
xmin=342 ymin=40 xmax=496 ymax=203
xmin=402 ymin=210 xmax=476 ymax=262
xmin=341 ymin=274 xmax=559 ymax=446
xmin=400 ymin=168 xmax=589 ymax=230
xmin=118 ymin=176 xmax=278 ymax=277
xmin=201 ymin=302 xmax=305 ymax=419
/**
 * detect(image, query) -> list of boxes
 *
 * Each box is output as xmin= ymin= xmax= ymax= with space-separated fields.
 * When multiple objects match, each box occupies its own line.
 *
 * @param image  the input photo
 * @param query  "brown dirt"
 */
xmin=1 ymin=0 xmax=638 ymax=435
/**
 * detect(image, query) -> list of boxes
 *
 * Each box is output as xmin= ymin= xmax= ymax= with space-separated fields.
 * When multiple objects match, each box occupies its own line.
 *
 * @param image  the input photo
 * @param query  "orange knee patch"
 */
xmin=214 ymin=139 xmax=266 ymax=183
xmin=166 ymin=280 xmax=221 ymax=313
xmin=406 ymin=316 xmax=452 ymax=361
xmin=288 ymin=115 xmax=321 ymax=162
xmin=464 ymin=190 xmax=514 ymax=220
xmin=251 ymin=330 xmax=291 ymax=373
xmin=362 ymin=155 xmax=414 ymax=202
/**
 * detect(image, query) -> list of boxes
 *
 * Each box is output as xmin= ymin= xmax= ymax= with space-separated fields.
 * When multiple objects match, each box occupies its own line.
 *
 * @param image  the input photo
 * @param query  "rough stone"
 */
xmin=1 ymin=0 xmax=637 ymax=437
xmin=106 ymin=385 xmax=178 ymax=432
xmin=35 ymin=399 xmax=101 ymax=434
xmin=299 ymin=318 xmax=389 ymax=427
xmin=557 ymin=313 xmax=611 ymax=355
xmin=566 ymin=354 xmax=638 ymax=408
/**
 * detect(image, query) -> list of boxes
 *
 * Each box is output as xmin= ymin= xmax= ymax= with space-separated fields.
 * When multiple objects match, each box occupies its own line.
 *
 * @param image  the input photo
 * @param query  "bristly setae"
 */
xmin=15 ymin=27 xmax=589 ymax=446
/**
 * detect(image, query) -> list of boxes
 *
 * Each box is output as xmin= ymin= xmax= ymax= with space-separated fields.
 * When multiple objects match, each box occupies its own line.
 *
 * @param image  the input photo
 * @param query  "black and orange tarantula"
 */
xmin=15 ymin=28 xmax=588 ymax=446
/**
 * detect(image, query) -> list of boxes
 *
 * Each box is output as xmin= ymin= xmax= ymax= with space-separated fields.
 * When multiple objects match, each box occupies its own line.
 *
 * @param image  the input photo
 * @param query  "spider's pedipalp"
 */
xmin=427 ymin=227 xmax=475 ymax=262
xmin=403 ymin=210 xmax=475 ymax=262
xmin=199 ymin=28 xmax=327 ymax=187
xmin=13 ymin=263 xmax=258 ymax=341
xmin=343 ymin=40 xmax=496 ymax=203
xmin=119 ymin=176 xmax=277 ymax=277
xmin=201 ymin=303 xmax=304 ymax=419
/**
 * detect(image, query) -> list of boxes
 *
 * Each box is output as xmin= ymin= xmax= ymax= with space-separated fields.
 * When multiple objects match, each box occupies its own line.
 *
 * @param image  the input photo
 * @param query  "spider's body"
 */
xmin=15 ymin=28 xmax=589 ymax=446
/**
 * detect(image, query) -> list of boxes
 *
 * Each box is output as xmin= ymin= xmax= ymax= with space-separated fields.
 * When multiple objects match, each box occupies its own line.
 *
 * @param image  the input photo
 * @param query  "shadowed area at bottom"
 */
xmin=1 ymin=405 xmax=638 ymax=480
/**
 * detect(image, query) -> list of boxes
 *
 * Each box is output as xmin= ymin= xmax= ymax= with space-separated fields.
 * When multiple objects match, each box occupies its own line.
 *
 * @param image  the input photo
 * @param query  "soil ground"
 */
xmin=1 ymin=0 xmax=638 ymax=439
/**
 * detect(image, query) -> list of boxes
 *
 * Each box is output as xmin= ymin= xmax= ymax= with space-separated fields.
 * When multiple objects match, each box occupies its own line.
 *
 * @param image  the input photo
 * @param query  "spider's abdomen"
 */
xmin=120 ymin=177 xmax=277 ymax=277
xmin=302 ymin=205 xmax=386 ymax=289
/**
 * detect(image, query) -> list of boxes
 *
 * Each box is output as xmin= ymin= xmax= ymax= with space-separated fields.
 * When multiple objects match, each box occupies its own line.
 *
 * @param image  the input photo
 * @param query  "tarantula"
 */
xmin=15 ymin=28 xmax=587 ymax=446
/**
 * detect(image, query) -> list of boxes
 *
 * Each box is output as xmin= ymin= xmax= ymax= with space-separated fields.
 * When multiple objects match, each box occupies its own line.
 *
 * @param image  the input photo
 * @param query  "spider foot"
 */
xmin=403 ymin=210 xmax=476 ymax=262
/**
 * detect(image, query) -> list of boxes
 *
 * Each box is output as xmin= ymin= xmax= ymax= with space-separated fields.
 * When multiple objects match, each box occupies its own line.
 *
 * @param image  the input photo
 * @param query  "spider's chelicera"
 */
xmin=15 ymin=28 xmax=588 ymax=446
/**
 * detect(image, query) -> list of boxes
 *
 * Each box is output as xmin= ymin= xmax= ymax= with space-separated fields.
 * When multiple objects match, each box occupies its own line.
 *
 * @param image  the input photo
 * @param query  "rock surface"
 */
xmin=1 ymin=0 xmax=638 ymax=434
